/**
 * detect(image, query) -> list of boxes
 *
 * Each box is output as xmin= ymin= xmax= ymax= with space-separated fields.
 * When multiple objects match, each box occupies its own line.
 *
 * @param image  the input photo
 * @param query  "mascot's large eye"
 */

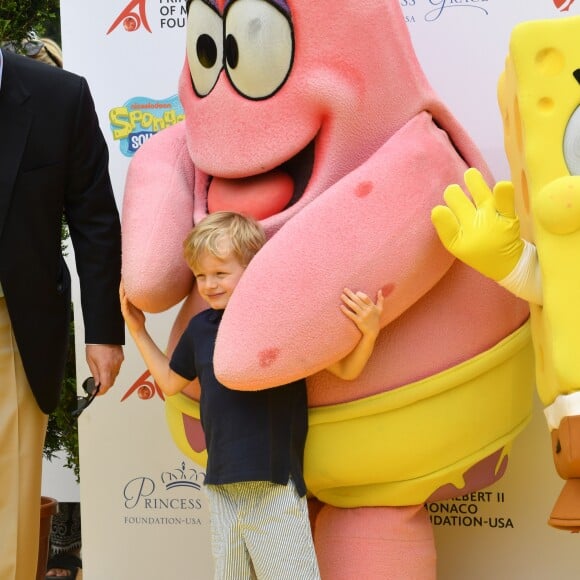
xmin=224 ymin=0 xmax=293 ymax=100
xmin=187 ymin=0 xmax=224 ymax=97
xmin=564 ymin=106 xmax=580 ymax=176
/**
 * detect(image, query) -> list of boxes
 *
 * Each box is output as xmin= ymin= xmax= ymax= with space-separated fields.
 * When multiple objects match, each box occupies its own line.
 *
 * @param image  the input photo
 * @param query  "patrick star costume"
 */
xmin=122 ymin=0 xmax=534 ymax=577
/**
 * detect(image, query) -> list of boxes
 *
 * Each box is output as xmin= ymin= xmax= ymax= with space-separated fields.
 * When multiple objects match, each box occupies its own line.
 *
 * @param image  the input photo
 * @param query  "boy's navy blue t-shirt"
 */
xmin=169 ymin=308 xmax=308 ymax=496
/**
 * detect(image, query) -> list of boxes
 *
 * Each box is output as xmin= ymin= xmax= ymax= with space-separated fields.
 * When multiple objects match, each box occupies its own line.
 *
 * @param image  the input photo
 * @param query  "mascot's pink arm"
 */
xmin=121 ymin=123 xmax=195 ymax=313
xmin=214 ymin=112 xmax=466 ymax=390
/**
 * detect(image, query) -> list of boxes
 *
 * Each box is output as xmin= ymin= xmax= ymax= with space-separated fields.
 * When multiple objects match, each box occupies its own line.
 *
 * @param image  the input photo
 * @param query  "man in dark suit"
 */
xmin=0 ymin=48 xmax=124 ymax=579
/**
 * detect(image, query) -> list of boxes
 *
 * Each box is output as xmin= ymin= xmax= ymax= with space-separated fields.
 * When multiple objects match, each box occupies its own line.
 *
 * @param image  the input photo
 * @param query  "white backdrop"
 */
xmin=58 ymin=1 xmax=580 ymax=578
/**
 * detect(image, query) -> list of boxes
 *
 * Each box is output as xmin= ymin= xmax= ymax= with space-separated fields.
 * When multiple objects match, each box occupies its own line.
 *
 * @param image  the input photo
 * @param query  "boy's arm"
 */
xmin=326 ymin=289 xmax=384 ymax=381
xmin=120 ymin=283 xmax=190 ymax=396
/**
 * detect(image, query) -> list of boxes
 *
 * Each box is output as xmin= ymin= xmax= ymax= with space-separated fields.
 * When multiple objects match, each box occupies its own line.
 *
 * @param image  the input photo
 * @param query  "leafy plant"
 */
xmin=0 ymin=0 xmax=60 ymax=45
xmin=43 ymin=321 xmax=80 ymax=481
xmin=43 ymin=221 xmax=80 ymax=481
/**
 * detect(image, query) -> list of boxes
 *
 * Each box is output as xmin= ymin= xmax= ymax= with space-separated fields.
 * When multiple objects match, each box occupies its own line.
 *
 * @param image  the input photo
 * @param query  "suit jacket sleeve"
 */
xmin=64 ymin=77 xmax=124 ymax=345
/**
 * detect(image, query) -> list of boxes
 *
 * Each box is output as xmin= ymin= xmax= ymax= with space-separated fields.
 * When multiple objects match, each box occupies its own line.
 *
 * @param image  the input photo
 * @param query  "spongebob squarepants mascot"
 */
xmin=432 ymin=16 xmax=580 ymax=532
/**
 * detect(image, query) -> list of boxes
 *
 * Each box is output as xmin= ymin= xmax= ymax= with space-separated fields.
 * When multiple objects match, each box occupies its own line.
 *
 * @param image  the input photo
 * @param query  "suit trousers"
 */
xmin=0 ymin=298 xmax=48 ymax=580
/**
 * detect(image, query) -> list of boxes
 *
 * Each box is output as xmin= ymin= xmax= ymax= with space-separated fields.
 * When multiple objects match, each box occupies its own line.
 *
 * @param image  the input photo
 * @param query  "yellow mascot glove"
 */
xmin=431 ymin=168 xmax=524 ymax=281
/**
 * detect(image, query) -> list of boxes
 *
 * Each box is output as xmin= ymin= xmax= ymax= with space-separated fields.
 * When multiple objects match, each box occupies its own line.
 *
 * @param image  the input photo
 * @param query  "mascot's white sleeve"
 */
xmin=498 ymin=240 xmax=543 ymax=305
xmin=499 ymin=241 xmax=580 ymax=430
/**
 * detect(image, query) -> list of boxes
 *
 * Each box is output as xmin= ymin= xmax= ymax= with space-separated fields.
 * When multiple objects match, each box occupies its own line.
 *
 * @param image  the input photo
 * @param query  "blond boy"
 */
xmin=120 ymin=211 xmax=382 ymax=579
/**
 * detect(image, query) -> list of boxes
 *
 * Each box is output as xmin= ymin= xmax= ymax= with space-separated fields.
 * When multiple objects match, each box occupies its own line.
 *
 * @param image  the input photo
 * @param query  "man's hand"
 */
xmin=431 ymin=168 xmax=524 ymax=281
xmin=85 ymin=344 xmax=124 ymax=395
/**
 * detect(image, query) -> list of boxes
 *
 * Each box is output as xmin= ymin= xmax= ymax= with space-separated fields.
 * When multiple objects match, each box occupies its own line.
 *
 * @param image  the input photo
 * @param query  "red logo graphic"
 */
xmin=553 ymin=0 xmax=576 ymax=11
xmin=107 ymin=0 xmax=152 ymax=34
xmin=121 ymin=370 xmax=165 ymax=402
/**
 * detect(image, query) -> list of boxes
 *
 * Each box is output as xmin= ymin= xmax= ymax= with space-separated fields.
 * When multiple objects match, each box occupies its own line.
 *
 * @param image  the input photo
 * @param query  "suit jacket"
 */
xmin=0 ymin=49 xmax=124 ymax=414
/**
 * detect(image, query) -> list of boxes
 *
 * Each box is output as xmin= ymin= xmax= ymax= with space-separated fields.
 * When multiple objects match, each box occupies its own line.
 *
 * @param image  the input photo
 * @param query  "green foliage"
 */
xmin=43 ymin=220 xmax=80 ymax=482
xmin=0 ymin=0 xmax=60 ymax=45
xmin=43 ymin=319 xmax=80 ymax=482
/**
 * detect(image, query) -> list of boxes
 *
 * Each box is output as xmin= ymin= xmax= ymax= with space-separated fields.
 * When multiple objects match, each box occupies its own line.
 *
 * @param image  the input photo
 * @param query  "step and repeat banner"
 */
xmin=59 ymin=1 xmax=580 ymax=578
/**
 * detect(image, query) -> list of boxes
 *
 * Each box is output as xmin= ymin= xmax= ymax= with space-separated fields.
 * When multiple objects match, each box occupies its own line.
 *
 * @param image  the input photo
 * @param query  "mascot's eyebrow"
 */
xmin=187 ymin=0 xmax=219 ymax=12
xmin=224 ymin=0 xmax=291 ymax=16
xmin=574 ymin=69 xmax=580 ymax=85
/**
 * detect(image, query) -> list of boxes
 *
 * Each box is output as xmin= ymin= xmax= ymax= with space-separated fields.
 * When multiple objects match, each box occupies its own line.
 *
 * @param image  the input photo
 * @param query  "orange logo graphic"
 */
xmin=107 ymin=0 xmax=152 ymax=34
xmin=121 ymin=370 xmax=164 ymax=402
xmin=553 ymin=0 xmax=576 ymax=11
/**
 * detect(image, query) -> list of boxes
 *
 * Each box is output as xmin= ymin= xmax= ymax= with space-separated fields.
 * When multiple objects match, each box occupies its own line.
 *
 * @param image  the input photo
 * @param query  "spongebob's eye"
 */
xmin=563 ymin=106 xmax=580 ymax=176
xmin=224 ymin=0 xmax=293 ymax=100
xmin=187 ymin=0 xmax=224 ymax=97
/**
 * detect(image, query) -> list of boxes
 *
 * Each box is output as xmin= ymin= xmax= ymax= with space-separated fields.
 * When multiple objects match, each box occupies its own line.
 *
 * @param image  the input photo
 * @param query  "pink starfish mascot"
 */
xmin=122 ymin=1 xmax=533 ymax=577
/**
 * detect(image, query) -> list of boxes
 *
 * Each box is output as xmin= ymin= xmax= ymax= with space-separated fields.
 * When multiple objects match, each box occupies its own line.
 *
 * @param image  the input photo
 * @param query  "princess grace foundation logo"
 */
xmin=107 ymin=0 xmax=152 ymax=34
xmin=400 ymin=0 xmax=491 ymax=24
xmin=123 ymin=461 xmax=205 ymax=526
xmin=107 ymin=0 xmax=188 ymax=33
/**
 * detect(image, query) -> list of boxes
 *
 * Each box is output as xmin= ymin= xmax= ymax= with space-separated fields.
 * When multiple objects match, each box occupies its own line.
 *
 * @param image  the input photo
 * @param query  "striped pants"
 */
xmin=205 ymin=479 xmax=320 ymax=580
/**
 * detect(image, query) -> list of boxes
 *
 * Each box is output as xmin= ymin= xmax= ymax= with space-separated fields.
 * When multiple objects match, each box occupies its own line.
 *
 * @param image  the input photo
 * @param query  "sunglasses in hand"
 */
xmin=72 ymin=377 xmax=101 ymax=418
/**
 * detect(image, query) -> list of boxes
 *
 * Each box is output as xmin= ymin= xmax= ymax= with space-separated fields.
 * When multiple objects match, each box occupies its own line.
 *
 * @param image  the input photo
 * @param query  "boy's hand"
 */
xmin=120 ymin=281 xmax=146 ymax=335
xmin=340 ymin=288 xmax=384 ymax=339
xmin=327 ymin=288 xmax=385 ymax=380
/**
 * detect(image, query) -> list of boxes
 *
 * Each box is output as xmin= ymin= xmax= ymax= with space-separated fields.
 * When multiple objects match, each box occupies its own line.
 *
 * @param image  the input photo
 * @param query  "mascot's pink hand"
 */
xmin=122 ymin=124 xmax=195 ymax=312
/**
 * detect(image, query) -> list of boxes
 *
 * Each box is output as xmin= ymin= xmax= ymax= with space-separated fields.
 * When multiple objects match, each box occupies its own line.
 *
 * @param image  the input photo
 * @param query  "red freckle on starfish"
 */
xmin=259 ymin=348 xmax=280 ymax=368
xmin=381 ymin=283 xmax=395 ymax=297
xmin=355 ymin=181 xmax=373 ymax=198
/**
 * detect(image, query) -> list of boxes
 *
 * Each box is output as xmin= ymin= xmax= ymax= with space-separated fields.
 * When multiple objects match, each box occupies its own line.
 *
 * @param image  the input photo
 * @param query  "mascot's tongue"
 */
xmin=207 ymin=171 xmax=294 ymax=220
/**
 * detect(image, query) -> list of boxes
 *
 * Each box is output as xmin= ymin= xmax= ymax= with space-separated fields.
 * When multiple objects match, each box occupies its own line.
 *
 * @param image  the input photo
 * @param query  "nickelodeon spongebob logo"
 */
xmin=554 ymin=0 xmax=576 ymax=11
xmin=107 ymin=0 xmax=152 ymax=34
xmin=109 ymin=95 xmax=185 ymax=157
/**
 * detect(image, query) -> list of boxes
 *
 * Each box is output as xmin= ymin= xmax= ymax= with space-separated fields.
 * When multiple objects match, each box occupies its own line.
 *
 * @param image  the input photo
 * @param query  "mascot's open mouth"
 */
xmin=206 ymin=140 xmax=315 ymax=220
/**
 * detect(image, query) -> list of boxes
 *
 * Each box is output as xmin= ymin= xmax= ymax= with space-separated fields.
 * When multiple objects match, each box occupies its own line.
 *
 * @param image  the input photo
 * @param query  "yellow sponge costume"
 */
xmin=432 ymin=15 xmax=580 ymax=531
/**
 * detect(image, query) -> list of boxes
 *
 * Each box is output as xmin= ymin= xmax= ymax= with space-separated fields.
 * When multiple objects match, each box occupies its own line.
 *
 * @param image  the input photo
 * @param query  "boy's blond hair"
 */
xmin=183 ymin=212 xmax=266 ymax=271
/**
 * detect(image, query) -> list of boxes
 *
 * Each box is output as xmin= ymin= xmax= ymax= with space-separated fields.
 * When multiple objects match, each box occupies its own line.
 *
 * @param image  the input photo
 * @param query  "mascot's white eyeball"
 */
xmin=224 ymin=0 xmax=294 ymax=99
xmin=187 ymin=0 xmax=224 ymax=97
xmin=564 ymin=104 xmax=580 ymax=176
